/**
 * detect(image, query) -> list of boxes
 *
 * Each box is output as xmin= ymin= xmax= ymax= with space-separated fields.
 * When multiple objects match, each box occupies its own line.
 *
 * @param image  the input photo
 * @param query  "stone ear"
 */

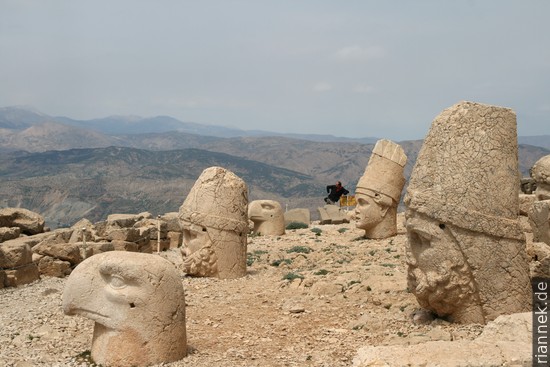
xmin=380 ymin=204 xmax=390 ymax=218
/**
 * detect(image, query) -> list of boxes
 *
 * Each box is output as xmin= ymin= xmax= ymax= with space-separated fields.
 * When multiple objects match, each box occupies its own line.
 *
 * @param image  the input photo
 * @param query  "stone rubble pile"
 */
xmin=0 ymin=208 xmax=184 ymax=288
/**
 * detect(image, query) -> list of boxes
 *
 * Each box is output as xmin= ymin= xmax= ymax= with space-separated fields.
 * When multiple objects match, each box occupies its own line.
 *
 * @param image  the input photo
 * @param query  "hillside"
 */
xmin=1 ymin=142 xmax=547 ymax=229
xmin=0 ymin=147 xmax=317 ymax=228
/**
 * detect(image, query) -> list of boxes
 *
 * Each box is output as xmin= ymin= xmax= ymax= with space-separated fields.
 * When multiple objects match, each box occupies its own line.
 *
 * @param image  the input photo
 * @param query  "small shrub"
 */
xmin=270 ymin=258 xmax=292 ymax=267
xmin=314 ymin=269 xmax=329 ymax=276
xmin=286 ymin=246 xmax=313 ymax=254
xmin=246 ymin=250 xmax=268 ymax=266
xmin=369 ymin=250 xmax=376 ymax=256
xmin=286 ymin=222 xmax=308 ymax=230
xmin=337 ymin=227 xmax=348 ymax=233
xmin=282 ymin=272 xmax=304 ymax=281
xmin=310 ymin=227 xmax=322 ymax=234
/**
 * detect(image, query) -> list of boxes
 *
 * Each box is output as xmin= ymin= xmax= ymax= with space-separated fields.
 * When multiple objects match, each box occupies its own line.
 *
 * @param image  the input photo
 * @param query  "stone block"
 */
xmin=0 ymin=207 xmax=45 ymax=235
xmin=106 ymin=227 xmax=141 ymax=242
xmin=162 ymin=212 xmax=182 ymax=232
xmin=518 ymin=194 xmax=536 ymax=216
xmin=0 ymin=227 xmax=20 ymax=242
xmin=167 ymin=231 xmax=182 ymax=248
xmin=33 ymin=242 xmax=82 ymax=265
xmin=529 ymin=199 xmax=550 ymax=245
xmin=4 ymin=263 xmax=40 ymax=287
xmin=37 ymin=255 xmax=72 ymax=277
xmin=87 ymin=241 xmax=115 ymax=255
xmin=0 ymin=242 xmax=33 ymax=268
xmin=317 ymin=207 xmax=332 ymax=224
xmin=111 ymin=240 xmax=139 ymax=252
xmin=284 ymin=208 xmax=310 ymax=227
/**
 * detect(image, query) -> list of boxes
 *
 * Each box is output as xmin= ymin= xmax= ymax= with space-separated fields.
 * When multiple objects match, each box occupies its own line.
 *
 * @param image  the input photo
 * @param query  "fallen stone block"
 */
xmin=4 ymin=263 xmax=40 ymax=287
xmin=0 ymin=242 xmax=33 ymax=268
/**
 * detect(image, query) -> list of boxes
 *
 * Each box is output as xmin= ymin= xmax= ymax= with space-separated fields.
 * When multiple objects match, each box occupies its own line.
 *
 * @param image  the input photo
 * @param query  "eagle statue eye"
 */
xmin=107 ymin=274 xmax=127 ymax=290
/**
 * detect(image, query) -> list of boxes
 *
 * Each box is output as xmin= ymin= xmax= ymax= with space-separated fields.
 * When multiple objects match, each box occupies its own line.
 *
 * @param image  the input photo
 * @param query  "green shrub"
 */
xmin=310 ymin=227 xmax=322 ymax=235
xmin=270 ymin=258 xmax=292 ymax=267
xmin=286 ymin=246 xmax=313 ymax=254
xmin=337 ymin=228 xmax=348 ymax=233
xmin=286 ymin=222 xmax=309 ymax=230
xmin=314 ymin=269 xmax=329 ymax=276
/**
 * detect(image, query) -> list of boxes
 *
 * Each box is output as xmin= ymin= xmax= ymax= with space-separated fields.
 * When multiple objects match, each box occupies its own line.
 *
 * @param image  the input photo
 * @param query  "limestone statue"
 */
xmin=248 ymin=199 xmax=285 ymax=236
xmin=355 ymin=139 xmax=407 ymax=239
xmin=179 ymin=166 xmax=248 ymax=279
xmin=404 ymin=101 xmax=531 ymax=324
xmin=62 ymin=252 xmax=187 ymax=366
xmin=532 ymin=155 xmax=550 ymax=201
xmin=529 ymin=155 xmax=550 ymax=249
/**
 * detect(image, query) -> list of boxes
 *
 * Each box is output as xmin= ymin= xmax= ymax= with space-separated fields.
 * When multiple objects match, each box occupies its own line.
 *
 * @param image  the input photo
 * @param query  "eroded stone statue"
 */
xmin=355 ymin=139 xmax=407 ymax=239
xmin=404 ymin=101 xmax=531 ymax=324
xmin=62 ymin=252 xmax=187 ymax=366
xmin=249 ymin=199 xmax=285 ymax=236
xmin=530 ymin=155 xmax=550 ymax=245
xmin=532 ymin=155 xmax=550 ymax=201
xmin=179 ymin=166 xmax=248 ymax=279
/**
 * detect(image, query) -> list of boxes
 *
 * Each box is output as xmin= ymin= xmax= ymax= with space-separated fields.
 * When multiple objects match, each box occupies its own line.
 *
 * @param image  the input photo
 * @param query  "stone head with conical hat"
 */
xmin=355 ymin=139 xmax=407 ymax=239
xmin=178 ymin=166 xmax=248 ymax=279
xmin=404 ymin=101 xmax=531 ymax=324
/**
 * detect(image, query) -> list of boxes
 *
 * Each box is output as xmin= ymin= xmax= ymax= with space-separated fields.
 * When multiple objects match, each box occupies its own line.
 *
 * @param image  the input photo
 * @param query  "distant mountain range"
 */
xmin=0 ymin=106 xmax=380 ymax=145
xmin=0 ymin=105 xmax=548 ymax=228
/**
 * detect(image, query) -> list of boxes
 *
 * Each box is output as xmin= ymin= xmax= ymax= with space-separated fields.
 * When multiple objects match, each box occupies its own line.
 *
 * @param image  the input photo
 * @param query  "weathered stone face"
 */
xmin=248 ymin=200 xmax=285 ymax=236
xmin=530 ymin=155 xmax=550 ymax=244
xmin=532 ymin=155 xmax=550 ymax=201
xmin=178 ymin=166 xmax=248 ymax=279
xmin=404 ymin=101 xmax=531 ymax=324
xmin=62 ymin=251 xmax=187 ymax=367
xmin=355 ymin=139 xmax=406 ymax=239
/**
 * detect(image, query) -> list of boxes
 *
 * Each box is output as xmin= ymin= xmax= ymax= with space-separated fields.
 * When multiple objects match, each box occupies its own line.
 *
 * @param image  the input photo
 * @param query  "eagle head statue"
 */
xmin=62 ymin=251 xmax=187 ymax=366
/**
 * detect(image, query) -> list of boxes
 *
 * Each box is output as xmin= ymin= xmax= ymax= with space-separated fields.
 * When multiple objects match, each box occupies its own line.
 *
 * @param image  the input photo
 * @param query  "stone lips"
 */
xmin=405 ymin=101 xmax=523 ymax=240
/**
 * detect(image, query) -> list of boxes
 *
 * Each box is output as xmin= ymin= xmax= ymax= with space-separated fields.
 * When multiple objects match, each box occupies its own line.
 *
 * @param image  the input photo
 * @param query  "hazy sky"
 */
xmin=1 ymin=1 xmax=549 ymax=140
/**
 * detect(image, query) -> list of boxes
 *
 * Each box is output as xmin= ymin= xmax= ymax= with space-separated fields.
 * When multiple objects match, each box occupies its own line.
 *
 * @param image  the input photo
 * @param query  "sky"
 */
xmin=1 ymin=1 xmax=549 ymax=141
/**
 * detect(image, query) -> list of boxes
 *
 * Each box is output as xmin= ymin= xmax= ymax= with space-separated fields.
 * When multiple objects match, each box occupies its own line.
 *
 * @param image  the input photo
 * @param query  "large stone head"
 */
xmin=529 ymin=155 xmax=550 ymax=244
xmin=62 ymin=251 xmax=187 ymax=367
xmin=178 ymin=166 xmax=248 ymax=279
xmin=532 ymin=155 xmax=550 ymax=201
xmin=355 ymin=139 xmax=407 ymax=239
xmin=404 ymin=101 xmax=531 ymax=324
xmin=248 ymin=199 xmax=285 ymax=236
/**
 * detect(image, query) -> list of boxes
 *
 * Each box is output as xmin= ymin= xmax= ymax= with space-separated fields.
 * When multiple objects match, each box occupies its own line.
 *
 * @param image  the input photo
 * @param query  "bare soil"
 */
xmin=0 ymin=217 xmax=485 ymax=367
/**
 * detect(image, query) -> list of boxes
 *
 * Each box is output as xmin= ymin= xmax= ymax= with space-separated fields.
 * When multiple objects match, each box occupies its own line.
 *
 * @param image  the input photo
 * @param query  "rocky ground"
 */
xmin=0 ymin=216 xmax=522 ymax=367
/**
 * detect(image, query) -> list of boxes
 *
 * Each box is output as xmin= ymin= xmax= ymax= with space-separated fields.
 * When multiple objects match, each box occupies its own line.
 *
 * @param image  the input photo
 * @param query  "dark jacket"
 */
xmin=326 ymin=185 xmax=349 ymax=202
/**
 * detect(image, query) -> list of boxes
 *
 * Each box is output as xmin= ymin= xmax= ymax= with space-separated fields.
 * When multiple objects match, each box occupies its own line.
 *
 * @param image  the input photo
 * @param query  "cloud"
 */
xmin=353 ymin=84 xmax=375 ymax=94
xmin=312 ymin=82 xmax=333 ymax=93
xmin=333 ymin=45 xmax=385 ymax=62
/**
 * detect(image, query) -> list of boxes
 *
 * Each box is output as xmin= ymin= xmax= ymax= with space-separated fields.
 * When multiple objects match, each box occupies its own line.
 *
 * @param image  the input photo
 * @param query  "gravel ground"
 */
xmin=0 ymin=220 xmax=486 ymax=367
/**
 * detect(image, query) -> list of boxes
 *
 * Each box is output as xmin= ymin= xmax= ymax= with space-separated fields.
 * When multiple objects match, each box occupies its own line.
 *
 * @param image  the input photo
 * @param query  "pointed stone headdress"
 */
xmin=356 ymin=139 xmax=407 ymax=203
xmin=179 ymin=166 xmax=249 ymax=234
xmin=404 ymin=101 xmax=523 ymax=240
